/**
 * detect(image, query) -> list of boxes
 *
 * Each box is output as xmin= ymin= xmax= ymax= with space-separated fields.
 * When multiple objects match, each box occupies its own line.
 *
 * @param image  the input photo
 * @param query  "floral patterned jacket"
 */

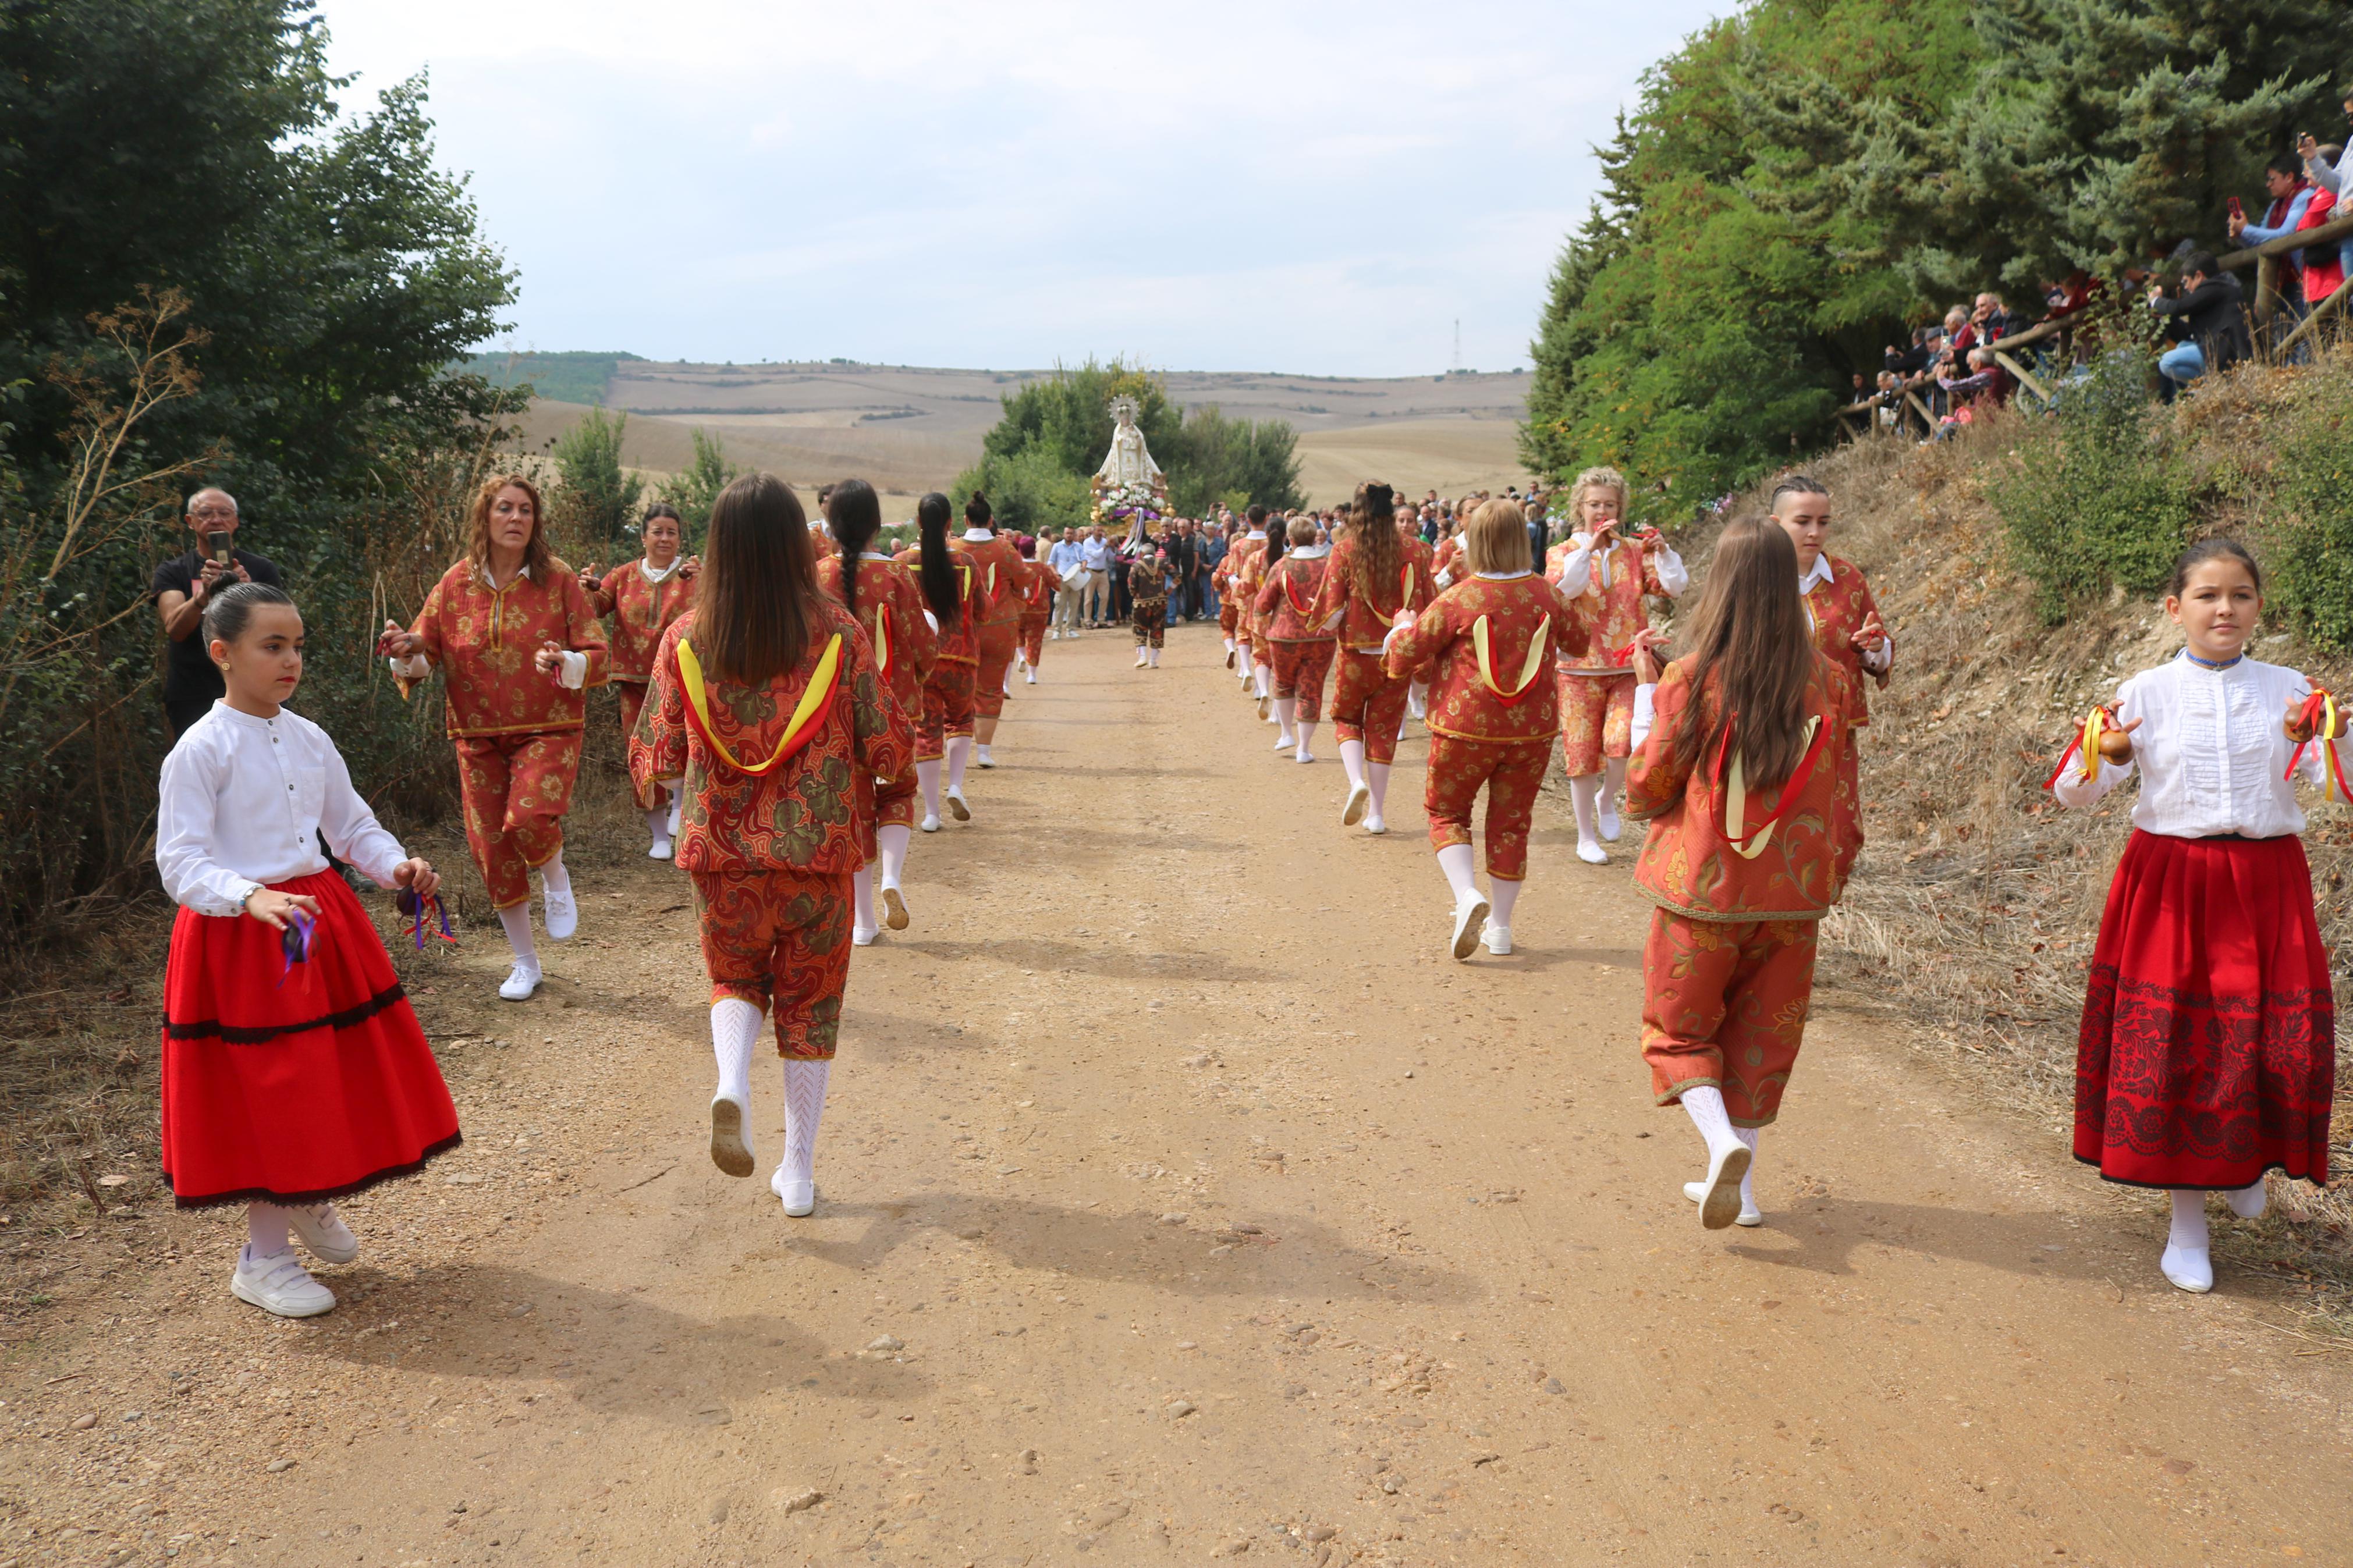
xmin=1382 ymin=574 xmax=1587 ymax=741
xmin=630 ymin=602 xmax=913 ymax=873
xmin=588 ymin=559 xmax=696 ymax=685
xmin=403 ymin=560 xmax=608 ymax=738
xmin=1308 ymin=533 xmax=1434 ymax=652
xmin=894 ymin=545 xmax=983 ymax=666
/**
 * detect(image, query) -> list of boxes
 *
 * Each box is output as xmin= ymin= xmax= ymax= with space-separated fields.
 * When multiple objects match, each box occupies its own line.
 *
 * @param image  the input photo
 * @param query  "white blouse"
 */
xmin=1553 ymin=532 xmax=1690 ymax=600
xmin=2053 ymin=652 xmax=2341 ymax=838
xmin=156 ymin=703 xmax=411 ymax=918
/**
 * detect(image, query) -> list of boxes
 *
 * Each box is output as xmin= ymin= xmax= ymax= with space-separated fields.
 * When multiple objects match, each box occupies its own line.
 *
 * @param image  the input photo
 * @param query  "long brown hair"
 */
xmin=1669 ymin=516 xmax=1815 ymax=790
xmin=825 ymin=479 xmax=882 ymax=623
xmin=465 ymin=473 xmax=554 ymax=581
xmin=915 ymin=492 xmax=961 ymax=628
xmin=1348 ymin=481 xmax=1403 ymax=607
xmin=696 ymin=473 xmax=822 ymax=685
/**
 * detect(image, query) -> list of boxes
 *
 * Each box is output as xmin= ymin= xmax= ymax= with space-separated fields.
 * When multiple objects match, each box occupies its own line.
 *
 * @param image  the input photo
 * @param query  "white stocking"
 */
xmin=917 ymin=758 xmax=942 ymax=819
xmin=711 ymin=998 xmax=761 ymax=1111
xmin=1605 ymin=755 xmax=1628 ymax=799
xmin=496 ymin=904 xmax=540 ymax=974
xmin=1679 ymin=1084 xmax=1742 ymax=1161
xmin=1275 ymin=698 xmax=1297 ymax=742
xmin=852 ymin=864 xmax=878 ymax=934
xmin=1367 ymin=760 xmax=1392 ymax=820
xmin=780 ymin=1059 xmax=831 ymax=1187
xmin=1568 ymin=774 xmax=1603 ymax=845
xmin=1734 ymin=1125 xmax=1759 ymax=1212
xmin=1295 ymin=719 xmax=1318 ymax=758
xmin=946 ymin=735 xmax=973 ymax=792
xmin=1148 ymin=646 xmax=1160 ymax=667
xmin=1254 ymin=666 xmax=1272 ymax=700
xmin=666 ymin=790 xmax=682 ymax=837
xmin=1488 ymin=876 xmax=1522 ymax=929
xmin=2169 ymin=1190 xmax=2211 ymax=1252
xmin=537 ymin=854 xmax=572 ymax=899
xmin=877 ymin=823 xmax=911 ymax=889
xmin=1339 ymin=738 xmax=1367 ymax=790
xmin=645 ymin=805 xmax=672 ymax=849
xmin=1436 ymin=842 xmax=1478 ymax=902
xmin=247 ymin=1202 xmax=292 ymax=1257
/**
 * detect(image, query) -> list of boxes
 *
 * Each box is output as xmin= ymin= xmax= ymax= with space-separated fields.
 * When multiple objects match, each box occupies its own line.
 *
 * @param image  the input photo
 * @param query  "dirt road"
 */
xmin=6 ymin=627 xmax=2351 ymax=1567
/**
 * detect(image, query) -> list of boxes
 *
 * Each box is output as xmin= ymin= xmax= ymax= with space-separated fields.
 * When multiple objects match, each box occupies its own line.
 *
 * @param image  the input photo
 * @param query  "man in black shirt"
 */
xmin=151 ymin=488 xmax=283 ymax=737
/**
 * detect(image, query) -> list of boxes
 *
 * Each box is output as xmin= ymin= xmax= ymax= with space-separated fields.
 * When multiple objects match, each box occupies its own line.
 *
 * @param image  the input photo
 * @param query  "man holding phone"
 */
xmin=152 ymin=488 xmax=283 ymax=737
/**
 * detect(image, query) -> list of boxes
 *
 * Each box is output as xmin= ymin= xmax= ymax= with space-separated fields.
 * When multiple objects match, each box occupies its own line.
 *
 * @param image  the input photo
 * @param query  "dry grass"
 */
xmin=1699 ymin=384 xmax=2353 ymax=1321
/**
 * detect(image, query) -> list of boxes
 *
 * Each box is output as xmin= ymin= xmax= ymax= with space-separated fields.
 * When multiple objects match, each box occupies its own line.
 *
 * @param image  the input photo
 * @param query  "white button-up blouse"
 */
xmin=156 ymin=702 xmax=411 ymax=917
xmin=2052 ymin=652 xmax=2343 ymax=838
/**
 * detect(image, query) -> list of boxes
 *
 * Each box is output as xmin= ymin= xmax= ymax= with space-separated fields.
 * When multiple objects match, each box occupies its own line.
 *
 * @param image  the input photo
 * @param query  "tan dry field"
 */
xmin=4 ymin=627 xmax=2350 ymax=1567
xmin=509 ymin=362 xmax=1535 ymax=507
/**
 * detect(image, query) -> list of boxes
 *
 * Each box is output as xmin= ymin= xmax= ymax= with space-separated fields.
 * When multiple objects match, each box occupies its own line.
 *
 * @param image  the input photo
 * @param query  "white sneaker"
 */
xmin=1577 ymin=840 xmax=1610 ymax=866
xmin=1274 ymin=732 xmax=1296 ymax=752
xmin=498 ymin=962 xmax=541 ymax=1001
xmin=920 ymin=813 xmax=941 ymax=833
xmin=709 ymin=1096 xmax=754 ymax=1178
xmin=1694 ymin=1142 xmax=1754 ymax=1231
xmin=2227 ymin=1177 xmax=2268 ymax=1219
xmin=1025 ymin=668 xmax=1037 ymax=684
xmin=1450 ymin=889 xmax=1492 ymax=962
xmin=1294 ymin=745 xmax=1315 ymax=764
xmin=1598 ymin=801 xmax=1623 ymax=842
xmin=231 ymin=1245 xmax=336 ymax=1318
xmin=287 ymin=1203 xmax=359 ymax=1265
xmin=771 ymin=1165 xmax=815 ymax=1218
xmin=946 ymin=786 xmax=971 ymax=822
xmin=851 ymin=925 xmax=879 ymax=947
xmin=881 ymin=884 xmax=910 ymax=931
xmin=2162 ymin=1243 xmax=2214 ymax=1293
xmin=976 ymin=745 xmax=996 ymax=769
xmin=1364 ymin=814 xmax=1387 ymax=835
xmin=1257 ymin=695 xmax=1272 ymax=720
xmin=1135 ymin=652 xmax=1149 ymax=669
xmin=1342 ymin=782 xmax=1371 ymax=826
xmin=648 ymin=837 xmax=674 ymax=861
xmin=1684 ymin=1180 xmax=1763 ymax=1227
xmin=1482 ymin=922 xmax=1513 ymax=956
xmin=542 ymin=884 xmax=577 ymax=941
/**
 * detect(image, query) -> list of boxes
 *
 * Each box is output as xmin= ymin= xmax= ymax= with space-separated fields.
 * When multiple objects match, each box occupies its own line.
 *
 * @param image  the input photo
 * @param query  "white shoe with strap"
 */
xmin=231 ymin=1245 xmax=336 ymax=1318
xmin=288 ymin=1203 xmax=359 ymax=1265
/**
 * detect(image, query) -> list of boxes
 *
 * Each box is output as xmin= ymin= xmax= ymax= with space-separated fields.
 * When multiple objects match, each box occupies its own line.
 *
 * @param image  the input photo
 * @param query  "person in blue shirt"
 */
xmin=2230 ymin=154 xmax=2320 ymax=321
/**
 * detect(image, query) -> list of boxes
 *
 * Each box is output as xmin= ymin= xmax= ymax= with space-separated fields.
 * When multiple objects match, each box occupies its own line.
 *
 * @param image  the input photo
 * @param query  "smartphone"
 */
xmin=205 ymin=531 xmax=232 ymax=566
xmin=2227 ymin=195 xmax=2244 ymax=222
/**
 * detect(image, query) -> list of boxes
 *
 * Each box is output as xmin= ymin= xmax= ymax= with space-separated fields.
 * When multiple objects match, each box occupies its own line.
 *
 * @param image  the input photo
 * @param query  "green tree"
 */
xmin=659 ymin=428 xmax=744 ymax=536
xmin=550 ymin=406 xmax=642 ymax=547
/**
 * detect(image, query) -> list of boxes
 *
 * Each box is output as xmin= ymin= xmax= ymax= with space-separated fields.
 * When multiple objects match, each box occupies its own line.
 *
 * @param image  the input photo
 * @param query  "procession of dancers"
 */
xmin=154 ymin=456 xmax=2340 ymax=1320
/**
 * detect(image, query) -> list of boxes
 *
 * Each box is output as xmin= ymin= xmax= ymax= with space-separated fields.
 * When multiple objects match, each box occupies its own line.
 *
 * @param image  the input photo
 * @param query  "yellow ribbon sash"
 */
xmin=1472 ymin=614 xmax=1550 ymax=706
xmin=874 ymin=607 xmax=891 ymax=679
xmin=676 ymin=634 xmax=843 ymax=776
xmin=1724 ymin=717 xmax=1823 ymax=859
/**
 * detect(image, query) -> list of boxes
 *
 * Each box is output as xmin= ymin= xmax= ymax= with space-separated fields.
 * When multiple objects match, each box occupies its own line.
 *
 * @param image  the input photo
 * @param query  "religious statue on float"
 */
xmin=1091 ymin=394 xmax=1168 ymax=528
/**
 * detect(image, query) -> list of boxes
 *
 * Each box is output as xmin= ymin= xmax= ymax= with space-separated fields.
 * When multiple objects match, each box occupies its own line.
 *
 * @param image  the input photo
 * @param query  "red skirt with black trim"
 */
xmin=2074 ymin=830 xmax=2334 ymax=1190
xmin=161 ymin=869 xmax=461 ymax=1208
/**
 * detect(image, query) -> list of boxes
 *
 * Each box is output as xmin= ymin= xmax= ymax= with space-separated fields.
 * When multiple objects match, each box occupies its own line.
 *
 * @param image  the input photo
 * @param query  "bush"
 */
xmin=2264 ymin=399 xmax=2353 ymax=652
xmin=1991 ymin=349 xmax=2196 ymax=623
xmin=658 ymin=428 xmax=743 ymax=538
xmin=549 ymin=406 xmax=641 ymax=550
xmin=950 ymin=446 xmax=1094 ymax=535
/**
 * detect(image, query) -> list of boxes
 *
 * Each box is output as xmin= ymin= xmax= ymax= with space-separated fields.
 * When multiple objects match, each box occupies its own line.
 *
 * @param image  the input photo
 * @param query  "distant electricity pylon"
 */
xmin=1451 ymin=319 xmax=1463 ymax=374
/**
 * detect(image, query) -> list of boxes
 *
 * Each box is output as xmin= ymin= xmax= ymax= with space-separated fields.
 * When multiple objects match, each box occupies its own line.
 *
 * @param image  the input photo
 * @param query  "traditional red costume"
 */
xmin=1018 ymin=559 xmax=1062 ymax=668
xmin=1801 ymin=554 xmax=1890 ymax=852
xmin=400 ymin=561 xmax=608 ymax=908
xmin=630 ymin=604 xmax=913 ymax=1058
xmin=1383 ymin=573 xmax=1587 ymax=879
xmin=1309 ymin=535 xmax=1432 ymax=765
xmin=590 ymin=559 xmax=697 ymax=808
xmin=816 ymin=551 xmax=938 ymax=833
xmin=961 ymin=529 xmax=1030 ymax=720
xmin=1547 ymin=532 xmax=1677 ymax=777
xmin=1624 ymin=655 xmax=1857 ymax=1126
xmin=1257 ymin=548 xmax=1336 ymax=723
xmin=894 ymin=543 xmax=984 ymax=762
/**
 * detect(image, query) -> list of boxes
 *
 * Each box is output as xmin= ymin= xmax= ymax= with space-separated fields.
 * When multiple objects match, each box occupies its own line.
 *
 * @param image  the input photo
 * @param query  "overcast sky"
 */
xmin=324 ymin=1 xmax=1730 ymax=377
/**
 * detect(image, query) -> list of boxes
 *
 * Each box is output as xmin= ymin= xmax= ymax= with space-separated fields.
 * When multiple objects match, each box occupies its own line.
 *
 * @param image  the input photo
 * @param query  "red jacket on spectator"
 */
xmin=2296 ymin=187 xmax=2345 ymax=304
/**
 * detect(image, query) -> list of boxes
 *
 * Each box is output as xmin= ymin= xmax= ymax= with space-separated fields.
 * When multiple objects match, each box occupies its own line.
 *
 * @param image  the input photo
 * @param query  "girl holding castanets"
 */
xmin=2050 ymin=538 xmax=2340 ymax=1293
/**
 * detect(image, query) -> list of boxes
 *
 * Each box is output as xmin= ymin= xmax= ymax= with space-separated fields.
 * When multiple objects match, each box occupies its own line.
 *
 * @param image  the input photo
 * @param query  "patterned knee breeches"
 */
xmin=455 ymin=730 xmax=583 ymax=908
xmin=1557 ymin=670 xmax=1635 ymax=777
xmin=1133 ymin=596 xmax=1167 ymax=648
xmin=1269 ymin=639 xmax=1335 ymax=721
xmin=1422 ymin=733 xmax=1550 ymax=880
xmin=1639 ymin=909 xmax=1818 ymax=1127
xmin=1332 ymin=649 xmax=1410 ymax=763
xmin=691 ymin=865 xmax=856 ymax=1059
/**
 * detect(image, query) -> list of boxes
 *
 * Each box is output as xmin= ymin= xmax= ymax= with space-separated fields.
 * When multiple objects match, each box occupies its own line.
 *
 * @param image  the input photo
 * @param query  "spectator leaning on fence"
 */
xmin=2148 ymin=252 xmax=2251 ymax=397
xmin=2230 ymin=154 xmax=2319 ymax=318
xmin=2298 ymin=127 xmax=2353 ymax=287
xmin=152 ymin=488 xmax=284 ymax=739
xmin=2286 ymin=151 xmax=2346 ymax=313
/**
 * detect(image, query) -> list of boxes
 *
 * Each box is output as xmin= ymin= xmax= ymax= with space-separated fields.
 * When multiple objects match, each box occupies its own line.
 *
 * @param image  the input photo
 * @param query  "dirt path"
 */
xmin=6 ymin=626 xmax=2352 ymax=1568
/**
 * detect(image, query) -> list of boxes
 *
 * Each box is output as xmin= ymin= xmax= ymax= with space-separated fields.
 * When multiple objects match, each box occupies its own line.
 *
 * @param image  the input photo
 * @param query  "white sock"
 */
xmin=1568 ymin=775 xmax=1602 ymax=845
xmin=711 ymin=997 xmax=761 ymax=1109
xmin=1296 ymin=719 xmax=1318 ymax=755
xmin=538 ymin=854 xmax=572 ymax=899
xmin=1367 ymin=760 xmax=1391 ymax=819
xmin=1680 ymin=1084 xmax=1742 ymax=1161
xmin=1605 ymin=755 xmax=1628 ymax=802
xmin=1223 ymin=636 xmax=1236 ymax=653
xmin=946 ymin=735 xmax=972 ymax=792
xmin=247 ymin=1202 xmax=291 ymax=1257
xmin=1239 ymin=649 xmax=1255 ymax=679
xmin=1734 ymin=1125 xmax=1759 ymax=1212
xmin=877 ymin=823 xmax=911 ymax=888
xmin=666 ymin=791 xmax=682 ymax=837
xmin=646 ymin=805 xmax=672 ymax=847
xmin=1254 ymin=667 xmax=1271 ymax=699
xmin=1148 ymin=647 xmax=1160 ymax=667
xmin=1339 ymin=738 xmax=1366 ymax=790
xmin=781 ymin=1059 xmax=831 ymax=1187
xmin=2169 ymin=1190 xmax=2211 ymax=1253
xmin=496 ymin=904 xmax=540 ymax=973
xmin=2227 ymin=1176 xmax=2268 ymax=1219
xmin=917 ymin=758 xmax=942 ymax=818
xmin=1488 ymin=876 xmax=1522 ymax=928
xmin=1275 ymin=697 xmax=1297 ymax=741
xmin=1436 ymin=842 xmax=1478 ymax=902
xmin=852 ymin=864 xmax=878 ymax=933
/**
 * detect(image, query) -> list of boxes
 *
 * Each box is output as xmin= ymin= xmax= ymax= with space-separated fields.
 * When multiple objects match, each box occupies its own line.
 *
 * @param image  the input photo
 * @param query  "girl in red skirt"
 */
xmin=157 ymin=583 xmax=460 ymax=1317
xmin=631 ymin=474 xmax=912 ymax=1217
xmin=2052 ymin=538 xmax=2339 ymax=1293
xmin=1624 ymin=517 xmax=1857 ymax=1230
xmin=1255 ymin=517 xmax=1335 ymax=761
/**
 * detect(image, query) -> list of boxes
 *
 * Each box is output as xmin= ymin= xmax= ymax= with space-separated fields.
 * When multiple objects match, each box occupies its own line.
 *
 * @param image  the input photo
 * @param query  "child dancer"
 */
xmin=1130 ymin=544 xmax=1172 ymax=668
xmin=1623 ymin=518 xmax=1857 ymax=1230
xmin=583 ymin=502 xmax=698 ymax=858
xmin=1257 ymin=517 xmax=1335 ymax=760
xmin=959 ymin=493 xmax=1028 ymax=768
xmin=1308 ymin=482 xmax=1429 ymax=833
xmin=632 ymin=474 xmax=911 ymax=1218
xmin=1014 ymin=537 xmax=1059 ymax=684
xmin=817 ymin=480 xmax=938 ymax=944
xmin=1397 ymin=507 xmax=1438 ymax=726
xmin=2051 ymin=538 xmax=2337 ymax=1293
xmin=895 ymin=493 xmax=982 ymax=830
xmin=1241 ymin=514 xmax=1288 ymax=720
xmin=1547 ymin=467 xmax=1689 ymax=865
xmin=379 ymin=474 xmax=607 ymax=1001
xmin=1222 ymin=506 xmax=1270 ymax=695
xmin=1769 ymin=475 xmax=1891 ymax=856
xmin=158 ymin=583 xmax=460 ymax=1317
xmin=1383 ymin=500 xmax=1586 ymax=959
